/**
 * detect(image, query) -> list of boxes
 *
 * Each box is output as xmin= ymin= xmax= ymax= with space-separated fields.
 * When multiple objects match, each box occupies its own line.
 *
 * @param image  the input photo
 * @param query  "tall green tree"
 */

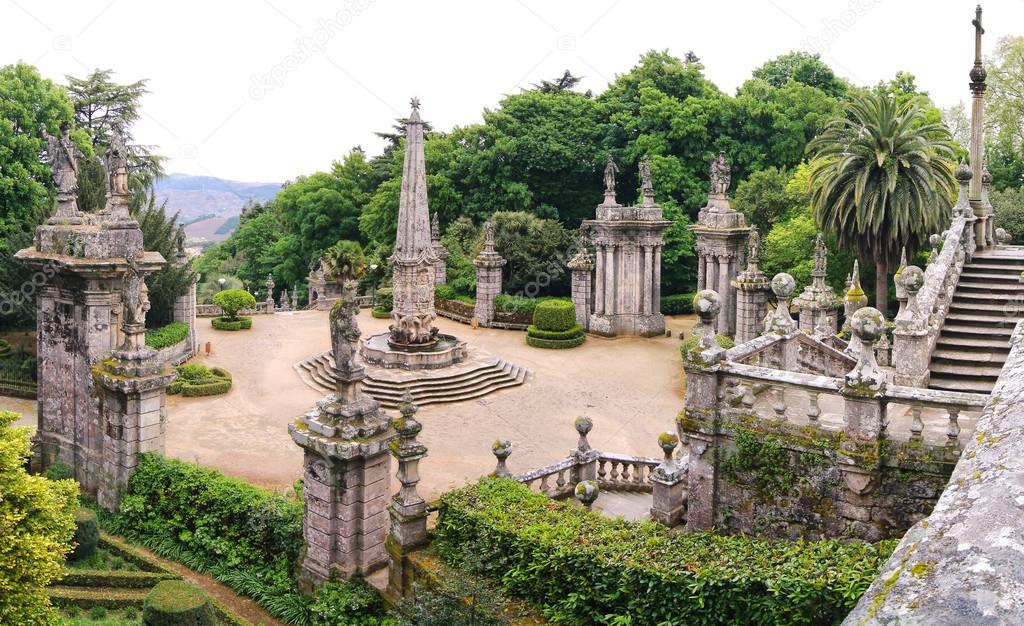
xmin=752 ymin=51 xmax=848 ymax=97
xmin=808 ymin=92 xmax=957 ymax=315
xmin=986 ymin=35 xmax=1024 ymax=190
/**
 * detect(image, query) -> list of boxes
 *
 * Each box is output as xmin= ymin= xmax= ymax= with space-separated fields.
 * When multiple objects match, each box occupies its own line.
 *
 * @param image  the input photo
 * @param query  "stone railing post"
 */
xmin=473 ymin=219 xmax=506 ymax=327
xmin=732 ymin=226 xmax=770 ymax=344
xmin=679 ymin=290 xmax=725 ymax=532
xmin=794 ymin=233 xmax=841 ymax=336
xmin=387 ymin=391 xmax=428 ymax=600
xmin=650 ymin=432 xmax=687 ymax=527
xmin=892 ymin=266 xmax=930 ymax=387
xmin=842 ymin=306 xmax=887 ymax=442
xmin=765 ymin=273 xmax=798 ymax=336
xmin=492 ymin=439 xmax=513 ymax=477
xmin=570 ymin=416 xmax=598 ymax=482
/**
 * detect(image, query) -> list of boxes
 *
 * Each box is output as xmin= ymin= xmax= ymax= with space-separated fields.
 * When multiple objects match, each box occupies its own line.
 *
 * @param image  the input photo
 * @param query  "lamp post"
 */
xmin=369 ymin=263 xmax=379 ymax=301
xmin=217 ymin=277 xmax=226 ymax=292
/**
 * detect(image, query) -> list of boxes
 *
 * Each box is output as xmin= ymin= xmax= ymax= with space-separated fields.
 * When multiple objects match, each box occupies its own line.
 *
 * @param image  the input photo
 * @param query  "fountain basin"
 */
xmin=360 ymin=331 xmax=467 ymax=370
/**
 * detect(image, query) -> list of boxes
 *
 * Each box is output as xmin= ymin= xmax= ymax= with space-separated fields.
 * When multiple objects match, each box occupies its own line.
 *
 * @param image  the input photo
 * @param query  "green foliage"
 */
xmin=991 ymin=187 xmax=1024 ymax=243
xmin=0 ymin=410 xmax=79 ymax=626
xmin=210 ymin=316 xmax=253 ymax=331
xmin=531 ymin=299 xmax=576 ymax=332
xmin=370 ymin=308 xmax=392 ymax=319
xmin=524 ymin=324 xmax=584 ymax=340
xmin=680 ymin=334 xmax=735 ymax=356
xmin=144 ymin=322 xmax=189 ymax=350
xmin=436 ymin=479 xmax=895 ymax=626
xmin=212 ymin=289 xmax=256 ymax=320
xmin=134 ymin=191 xmax=195 ymax=329
xmin=986 ymin=35 xmax=1024 ymax=189
xmin=374 ymin=287 xmax=393 ymax=312
xmin=44 ymin=461 xmax=73 ymax=481
xmin=395 ymin=553 xmax=511 ymax=626
xmin=142 ymin=580 xmax=214 ymax=626
xmin=168 ymin=364 xmax=232 ymax=397
xmin=324 ymin=239 xmax=367 ymax=282
xmin=761 ymin=207 xmax=854 ymax=294
xmin=70 ymin=508 xmax=100 ymax=562
xmin=308 ymin=580 xmax=395 ymax=626
xmin=732 ymin=166 xmax=801 ymax=232
xmin=721 ymin=429 xmax=794 ymax=492
xmin=660 ymin=292 xmax=696 ymax=315
xmin=435 ymin=284 xmax=473 ymax=304
xmin=524 ymin=334 xmax=585 ymax=349
xmin=752 ymin=51 xmax=848 ymax=97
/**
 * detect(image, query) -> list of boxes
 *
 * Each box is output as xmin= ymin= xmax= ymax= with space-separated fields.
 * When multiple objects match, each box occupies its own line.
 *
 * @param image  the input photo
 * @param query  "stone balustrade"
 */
xmin=595 ymin=452 xmax=660 ymax=492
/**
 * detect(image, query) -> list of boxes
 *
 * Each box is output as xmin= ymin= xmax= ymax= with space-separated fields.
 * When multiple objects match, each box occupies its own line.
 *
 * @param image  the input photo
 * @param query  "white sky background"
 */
xmin=3 ymin=0 xmax=1022 ymax=183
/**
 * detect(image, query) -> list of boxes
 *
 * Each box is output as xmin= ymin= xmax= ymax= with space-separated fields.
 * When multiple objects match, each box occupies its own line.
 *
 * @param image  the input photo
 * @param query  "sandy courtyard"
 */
xmin=164 ymin=310 xmax=694 ymax=499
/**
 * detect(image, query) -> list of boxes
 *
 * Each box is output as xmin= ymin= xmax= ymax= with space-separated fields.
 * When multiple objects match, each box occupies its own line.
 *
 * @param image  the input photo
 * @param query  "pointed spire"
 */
xmin=393 ymin=97 xmax=434 ymax=261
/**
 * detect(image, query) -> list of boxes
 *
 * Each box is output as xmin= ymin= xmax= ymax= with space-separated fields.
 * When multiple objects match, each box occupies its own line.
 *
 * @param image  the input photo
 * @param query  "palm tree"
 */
xmin=324 ymin=240 xmax=367 ymax=282
xmin=808 ymin=92 xmax=956 ymax=316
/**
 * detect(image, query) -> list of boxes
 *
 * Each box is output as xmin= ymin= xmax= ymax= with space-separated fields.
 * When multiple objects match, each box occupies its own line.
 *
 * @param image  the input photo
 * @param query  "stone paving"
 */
xmin=161 ymin=310 xmax=694 ymax=500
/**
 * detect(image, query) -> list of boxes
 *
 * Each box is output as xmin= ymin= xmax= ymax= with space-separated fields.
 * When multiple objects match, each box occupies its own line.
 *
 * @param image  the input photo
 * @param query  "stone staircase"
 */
xmin=929 ymin=249 xmax=1024 ymax=393
xmin=294 ymin=351 xmax=530 ymax=407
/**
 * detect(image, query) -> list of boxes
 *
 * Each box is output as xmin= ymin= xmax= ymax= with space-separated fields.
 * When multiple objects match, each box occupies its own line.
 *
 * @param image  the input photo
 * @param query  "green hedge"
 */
xmin=531 ymin=300 xmax=576 ymax=332
xmin=681 ymin=334 xmax=736 ymax=356
xmin=70 ymin=508 xmax=100 ymax=562
xmin=525 ymin=334 xmax=586 ymax=349
xmin=661 ymin=292 xmax=697 ymax=315
xmin=436 ymin=479 xmax=895 ymax=626
xmin=524 ymin=324 xmax=584 ymax=340
xmin=144 ymin=322 xmax=190 ymax=350
xmin=374 ymin=287 xmax=394 ymax=312
xmin=371 ymin=307 xmax=392 ymax=319
xmin=435 ymin=284 xmax=475 ymax=304
xmin=60 ymin=569 xmax=178 ymax=589
xmin=168 ymin=365 xmax=232 ymax=397
xmin=211 ymin=316 xmax=252 ymax=331
xmin=143 ymin=580 xmax=215 ymax=626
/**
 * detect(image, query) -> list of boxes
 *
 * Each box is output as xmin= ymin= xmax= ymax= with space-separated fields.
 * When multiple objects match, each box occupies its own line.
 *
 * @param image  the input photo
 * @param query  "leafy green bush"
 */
xmin=992 ymin=186 xmax=1024 ymax=244
xmin=374 ymin=287 xmax=394 ymax=312
xmin=436 ymin=479 xmax=894 ymax=626
xmin=436 ymin=284 xmax=475 ymax=305
xmin=168 ymin=365 xmax=232 ymax=397
xmin=44 ymin=461 xmax=73 ymax=481
xmin=143 ymin=580 xmax=214 ymax=626
xmin=371 ymin=308 xmax=392 ymax=319
xmin=524 ymin=334 xmax=586 ymax=349
xmin=212 ymin=289 xmax=256 ymax=320
xmin=308 ymin=580 xmax=395 ymax=626
xmin=0 ymin=339 xmax=11 ymax=357
xmin=70 ymin=508 xmax=100 ymax=562
xmin=145 ymin=322 xmax=190 ymax=350
xmin=661 ymin=292 xmax=696 ymax=315
xmin=524 ymin=324 xmax=584 ymax=340
xmin=531 ymin=300 xmax=576 ymax=332
xmin=680 ymin=334 xmax=736 ymax=356
xmin=211 ymin=316 xmax=253 ymax=331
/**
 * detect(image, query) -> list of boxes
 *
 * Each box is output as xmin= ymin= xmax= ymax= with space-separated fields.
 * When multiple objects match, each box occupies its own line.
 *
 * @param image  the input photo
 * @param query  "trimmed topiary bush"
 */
xmin=371 ymin=308 xmax=392 ymax=319
xmin=212 ymin=289 xmax=256 ymax=321
xmin=525 ymin=334 xmax=586 ymax=349
xmin=69 ymin=508 xmax=99 ymax=562
xmin=211 ymin=316 xmax=252 ymax=331
xmin=531 ymin=299 xmax=576 ymax=332
xmin=143 ymin=580 xmax=214 ymax=626
xmin=525 ymin=324 xmax=584 ymax=340
xmin=144 ymin=322 xmax=190 ymax=349
xmin=168 ymin=364 xmax=232 ymax=397
xmin=44 ymin=461 xmax=73 ymax=481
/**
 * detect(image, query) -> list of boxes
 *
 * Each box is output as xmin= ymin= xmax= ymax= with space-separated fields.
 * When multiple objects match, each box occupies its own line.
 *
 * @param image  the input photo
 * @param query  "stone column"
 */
xmin=969 ymin=6 xmax=989 ymax=250
xmin=172 ymin=239 xmax=198 ymax=356
xmin=650 ymin=433 xmax=686 ymax=527
xmin=289 ymin=282 xmax=395 ymax=587
xmin=473 ymin=219 xmax=506 ymax=327
xmin=732 ymin=227 xmax=769 ymax=344
xmin=842 ymin=306 xmax=887 ymax=441
xmin=431 ymin=212 xmax=449 ymax=285
xmin=568 ymin=237 xmax=595 ymax=331
xmin=386 ymin=392 xmax=428 ymax=600
xmin=594 ymin=243 xmax=605 ymax=315
xmin=265 ymin=273 xmax=275 ymax=311
xmin=892 ymin=266 xmax=930 ymax=387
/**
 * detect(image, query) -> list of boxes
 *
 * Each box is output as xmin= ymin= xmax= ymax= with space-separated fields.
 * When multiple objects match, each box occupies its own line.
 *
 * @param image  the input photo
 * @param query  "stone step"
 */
xmin=928 ymin=360 xmax=1004 ymax=378
xmin=963 ymin=262 xmax=1024 ymax=273
xmin=939 ymin=323 xmax=1016 ymax=338
xmin=945 ymin=312 xmax=1020 ymax=326
xmin=931 ymin=348 xmax=1007 ymax=364
xmin=951 ymin=290 xmax=1023 ymax=302
xmin=948 ymin=300 xmax=1019 ymax=314
xmin=956 ymin=281 xmax=1024 ymax=293
xmin=959 ymin=271 xmax=1024 ymax=281
xmin=935 ymin=335 xmax=1012 ymax=350
xmin=928 ymin=374 xmax=997 ymax=394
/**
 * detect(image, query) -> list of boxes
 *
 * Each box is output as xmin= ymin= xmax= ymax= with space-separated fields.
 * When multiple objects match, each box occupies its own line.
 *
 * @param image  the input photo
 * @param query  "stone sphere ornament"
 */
xmin=693 ymin=290 xmax=721 ymax=319
xmin=574 ymin=480 xmax=600 ymax=510
xmin=850 ymin=307 xmax=885 ymax=343
xmin=900 ymin=265 xmax=925 ymax=294
xmin=996 ymin=228 xmax=1011 ymax=246
xmin=574 ymin=415 xmax=593 ymax=438
xmin=771 ymin=272 xmax=796 ymax=299
xmin=929 ymin=233 xmax=942 ymax=248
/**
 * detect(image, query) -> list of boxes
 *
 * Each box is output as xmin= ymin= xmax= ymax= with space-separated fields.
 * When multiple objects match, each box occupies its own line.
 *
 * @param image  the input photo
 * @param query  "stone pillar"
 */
xmin=386 ymin=392 xmax=428 ymax=600
xmin=982 ymin=166 xmax=996 ymax=248
xmin=650 ymin=433 xmax=687 ymax=527
xmin=840 ymin=306 xmax=886 ymax=502
xmin=289 ymin=282 xmax=395 ymax=587
xmin=691 ymin=153 xmax=748 ymax=336
xmin=585 ymin=156 xmax=669 ymax=337
xmin=291 ymin=289 xmax=299 ymax=311
xmin=892 ymin=266 xmax=930 ymax=387
xmin=679 ymin=290 xmax=725 ymax=531
xmin=265 ymin=273 xmax=276 ymax=311
xmin=172 ymin=234 xmax=198 ymax=356
xmin=794 ymin=233 xmax=841 ymax=336
xmin=279 ymin=288 xmax=290 ymax=312
xmin=473 ymin=219 xmax=506 ymax=327
xmin=968 ymin=6 xmax=989 ymax=250
xmin=568 ymin=243 xmax=595 ymax=331
xmin=732 ymin=226 xmax=769 ymax=344
xmin=430 ymin=212 xmax=449 ymax=285
xmin=569 ymin=416 xmax=598 ymax=482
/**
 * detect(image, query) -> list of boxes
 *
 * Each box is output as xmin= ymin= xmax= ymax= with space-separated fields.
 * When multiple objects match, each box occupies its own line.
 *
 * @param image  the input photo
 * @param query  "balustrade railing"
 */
xmin=596 ymin=453 xmax=660 ymax=492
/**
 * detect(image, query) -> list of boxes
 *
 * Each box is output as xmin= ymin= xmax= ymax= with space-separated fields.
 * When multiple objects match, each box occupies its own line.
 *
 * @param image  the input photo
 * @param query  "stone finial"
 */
xmin=567 ymin=230 xmax=594 ymax=271
xmin=765 ymin=273 xmax=798 ymax=335
xmin=602 ymin=155 xmax=619 ymax=204
xmin=953 ymin=160 xmax=973 ymax=218
xmin=692 ymin=290 xmax=722 ymax=350
xmin=574 ymin=480 xmax=599 ymax=511
xmin=845 ymin=307 xmax=887 ymax=393
xmin=492 ymin=439 xmax=512 ymax=477
xmin=329 ymin=280 xmax=366 ymax=403
xmin=970 ymin=5 xmax=987 ymax=91
xmin=895 ymin=265 xmax=926 ymax=332
xmin=392 ymin=391 xmax=427 ymax=508
xmin=928 ymin=234 xmax=942 ymax=264
xmin=656 ymin=432 xmax=679 ymax=474
xmin=574 ymin=415 xmax=593 ymax=453
xmin=710 ymin=151 xmax=731 ymax=196
xmin=844 ymin=260 xmax=869 ymax=333
xmin=997 ymin=227 xmax=1011 ymax=246
xmin=640 ymin=154 xmax=655 ymax=205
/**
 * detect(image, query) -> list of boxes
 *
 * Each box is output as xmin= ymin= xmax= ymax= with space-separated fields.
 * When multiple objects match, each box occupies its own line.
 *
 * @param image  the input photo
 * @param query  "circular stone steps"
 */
xmin=294 ymin=348 xmax=530 ymax=407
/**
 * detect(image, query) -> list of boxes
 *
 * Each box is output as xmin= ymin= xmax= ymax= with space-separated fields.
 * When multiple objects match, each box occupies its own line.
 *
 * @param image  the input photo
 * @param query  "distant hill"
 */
xmin=155 ymin=173 xmax=281 ymax=225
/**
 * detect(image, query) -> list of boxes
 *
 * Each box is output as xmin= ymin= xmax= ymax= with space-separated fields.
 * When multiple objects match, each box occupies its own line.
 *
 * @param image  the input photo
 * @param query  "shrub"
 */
xmin=143 ymin=580 xmax=215 ymax=626
xmin=660 ymin=292 xmax=696 ymax=315
xmin=436 ymin=479 xmax=895 ymax=626
xmin=680 ymin=334 xmax=736 ymax=356
xmin=144 ymin=322 xmax=190 ymax=350
xmin=525 ymin=334 xmax=586 ymax=349
xmin=371 ymin=308 xmax=392 ymax=319
xmin=0 ymin=339 xmax=11 ymax=357
xmin=374 ymin=286 xmax=394 ymax=312
xmin=168 ymin=365 xmax=232 ymax=397
xmin=211 ymin=316 xmax=252 ymax=331
xmin=212 ymin=289 xmax=256 ymax=320
xmin=308 ymin=580 xmax=394 ymax=626
xmin=436 ymin=284 xmax=475 ymax=305
xmin=0 ymin=411 xmax=78 ymax=626
xmin=524 ymin=324 xmax=584 ymax=340
xmin=69 ymin=508 xmax=100 ymax=562
xmin=531 ymin=300 xmax=576 ymax=332
xmin=44 ymin=461 xmax=73 ymax=481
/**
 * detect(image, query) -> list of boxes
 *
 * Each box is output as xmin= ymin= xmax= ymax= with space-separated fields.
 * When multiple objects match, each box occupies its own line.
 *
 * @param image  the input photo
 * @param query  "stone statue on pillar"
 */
xmin=41 ymin=121 xmax=84 ymax=224
xmin=710 ymin=151 xmax=731 ymax=196
xmin=602 ymin=155 xmax=619 ymax=205
xmin=102 ymin=122 xmax=132 ymax=224
xmin=640 ymin=154 xmax=655 ymax=205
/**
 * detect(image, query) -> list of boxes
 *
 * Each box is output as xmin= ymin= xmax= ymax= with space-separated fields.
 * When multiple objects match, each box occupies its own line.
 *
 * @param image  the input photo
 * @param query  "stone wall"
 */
xmin=153 ymin=337 xmax=195 ymax=368
xmin=844 ymin=320 xmax=1024 ymax=625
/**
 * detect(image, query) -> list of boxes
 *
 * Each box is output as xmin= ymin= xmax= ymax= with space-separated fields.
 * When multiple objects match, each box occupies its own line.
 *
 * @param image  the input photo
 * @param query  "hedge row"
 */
xmin=0 ymin=339 xmax=11 ymax=357
xmin=661 ymin=292 xmax=696 ymax=315
xmin=531 ymin=299 xmax=576 ymax=332
xmin=144 ymin=322 xmax=190 ymax=350
xmin=525 ymin=334 xmax=586 ymax=349
xmin=436 ymin=479 xmax=895 ymax=626
xmin=371 ymin=307 xmax=392 ymax=319
xmin=525 ymin=324 xmax=584 ymax=340
xmin=168 ymin=365 xmax=232 ymax=397
xmin=144 ymin=580 xmax=216 ymax=626
xmin=211 ymin=316 xmax=252 ymax=331
xmin=60 ymin=569 xmax=178 ymax=588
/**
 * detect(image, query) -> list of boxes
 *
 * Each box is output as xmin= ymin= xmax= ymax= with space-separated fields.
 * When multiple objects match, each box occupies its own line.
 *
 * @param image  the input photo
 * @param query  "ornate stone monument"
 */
xmin=16 ymin=123 xmax=173 ymax=505
xmin=583 ymin=155 xmax=669 ymax=337
xmin=473 ymin=219 xmax=506 ymax=327
xmin=431 ymin=212 xmax=449 ymax=285
xmin=968 ymin=5 xmax=993 ymax=250
xmin=361 ymin=99 xmax=466 ymax=368
xmin=793 ymin=233 xmax=841 ymax=336
xmin=692 ymin=152 xmax=749 ymax=336
xmin=289 ymin=281 xmax=395 ymax=586
xmin=385 ymin=391 xmax=428 ymax=599
xmin=732 ymin=226 xmax=769 ymax=344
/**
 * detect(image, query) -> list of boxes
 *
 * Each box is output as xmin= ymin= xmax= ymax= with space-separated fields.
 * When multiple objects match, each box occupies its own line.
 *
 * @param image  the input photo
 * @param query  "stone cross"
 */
xmin=330 ymin=280 xmax=366 ymax=404
xmin=640 ymin=154 xmax=655 ymax=205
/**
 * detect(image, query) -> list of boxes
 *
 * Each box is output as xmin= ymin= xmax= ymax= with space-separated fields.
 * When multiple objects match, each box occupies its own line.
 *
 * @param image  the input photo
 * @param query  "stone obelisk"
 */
xmin=388 ymin=98 xmax=439 ymax=347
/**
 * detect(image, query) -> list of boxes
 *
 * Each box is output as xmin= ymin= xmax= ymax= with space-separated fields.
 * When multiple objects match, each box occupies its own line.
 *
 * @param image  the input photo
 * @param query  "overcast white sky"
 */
xmin=3 ymin=0 xmax=1021 ymax=183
